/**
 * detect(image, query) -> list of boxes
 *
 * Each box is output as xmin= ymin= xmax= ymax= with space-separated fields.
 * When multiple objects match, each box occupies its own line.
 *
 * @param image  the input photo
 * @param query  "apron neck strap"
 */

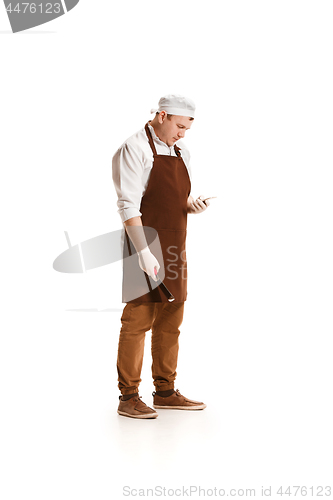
xmin=174 ymin=145 xmax=181 ymax=157
xmin=145 ymin=123 xmax=157 ymax=156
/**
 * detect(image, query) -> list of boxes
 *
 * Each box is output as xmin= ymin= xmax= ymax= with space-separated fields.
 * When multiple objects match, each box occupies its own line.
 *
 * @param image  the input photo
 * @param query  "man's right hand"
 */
xmin=138 ymin=247 xmax=160 ymax=281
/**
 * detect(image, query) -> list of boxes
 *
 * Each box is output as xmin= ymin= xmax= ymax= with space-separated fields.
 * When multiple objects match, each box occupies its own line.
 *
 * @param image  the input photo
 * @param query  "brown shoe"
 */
xmin=152 ymin=389 xmax=207 ymax=410
xmin=117 ymin=395 xmax=158 ymax=419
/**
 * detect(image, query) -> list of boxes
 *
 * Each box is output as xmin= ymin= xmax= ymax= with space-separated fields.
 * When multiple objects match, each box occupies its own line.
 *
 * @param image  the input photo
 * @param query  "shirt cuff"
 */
xmin=118 ymin=207 xmax=142 ymax=223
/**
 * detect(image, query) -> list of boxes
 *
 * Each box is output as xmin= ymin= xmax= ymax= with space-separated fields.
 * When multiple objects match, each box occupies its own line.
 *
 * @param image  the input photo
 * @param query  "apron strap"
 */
xmin=145 ymin=123 xmax=157 ymax=156
xmin=174 ymin=145 xmax=182 ymax=157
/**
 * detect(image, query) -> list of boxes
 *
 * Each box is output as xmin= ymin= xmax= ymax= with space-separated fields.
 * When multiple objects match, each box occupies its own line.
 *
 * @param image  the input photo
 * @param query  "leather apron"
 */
xmin=122 ymin=122 xmax=191 ymax=303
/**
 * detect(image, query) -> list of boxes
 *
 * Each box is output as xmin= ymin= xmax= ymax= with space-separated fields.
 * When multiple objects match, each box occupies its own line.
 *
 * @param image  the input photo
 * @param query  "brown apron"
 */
xmin=122 ymin=122 xmax=191 ymax=303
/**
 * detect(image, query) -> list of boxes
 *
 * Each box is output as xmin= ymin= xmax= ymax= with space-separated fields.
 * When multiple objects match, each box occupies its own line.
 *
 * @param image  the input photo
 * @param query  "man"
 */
xmin=112 ymin=94 xmax=210 ymax=419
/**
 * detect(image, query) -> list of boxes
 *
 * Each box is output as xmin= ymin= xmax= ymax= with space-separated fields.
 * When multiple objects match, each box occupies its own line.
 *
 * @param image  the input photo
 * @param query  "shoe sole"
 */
xmin=117 ymin=410 xmax=158 ymax=419
xmin=153 ymin=404 xmax=207 ymax=410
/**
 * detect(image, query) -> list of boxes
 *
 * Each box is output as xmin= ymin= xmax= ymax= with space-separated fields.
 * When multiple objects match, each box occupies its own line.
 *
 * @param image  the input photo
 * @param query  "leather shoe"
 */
xmin=152 ymin=389 xmax=206 ymax=410
xmin=117 ymin=395 xmax=158 ymax=419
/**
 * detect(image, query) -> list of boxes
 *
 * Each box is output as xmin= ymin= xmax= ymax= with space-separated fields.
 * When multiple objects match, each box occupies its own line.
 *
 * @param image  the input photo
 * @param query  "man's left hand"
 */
xmin=187 ymin=195 xmax=210 ymax=214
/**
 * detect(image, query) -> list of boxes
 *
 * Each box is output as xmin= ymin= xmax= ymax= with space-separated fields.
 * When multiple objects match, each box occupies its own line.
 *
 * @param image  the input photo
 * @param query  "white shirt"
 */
xmin=112 ymin=123 xmax=192 ymax=223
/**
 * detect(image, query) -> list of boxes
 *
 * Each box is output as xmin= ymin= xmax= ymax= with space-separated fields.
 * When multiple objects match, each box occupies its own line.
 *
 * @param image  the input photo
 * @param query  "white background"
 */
xmin=1 ymin=1 xmax=333 ymax=498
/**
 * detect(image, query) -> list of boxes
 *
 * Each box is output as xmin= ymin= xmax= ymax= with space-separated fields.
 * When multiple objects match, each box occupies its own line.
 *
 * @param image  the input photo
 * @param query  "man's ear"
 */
xmin=158 ymin=111 xmax=167 ymax=124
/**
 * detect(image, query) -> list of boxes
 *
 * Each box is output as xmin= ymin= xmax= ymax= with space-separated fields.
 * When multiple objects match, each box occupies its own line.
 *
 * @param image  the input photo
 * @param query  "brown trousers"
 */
xmin=117 ymin=302 xmax=185 ymax=395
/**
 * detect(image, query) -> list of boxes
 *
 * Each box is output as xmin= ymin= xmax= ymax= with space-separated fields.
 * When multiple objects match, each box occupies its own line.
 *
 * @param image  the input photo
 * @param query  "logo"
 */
xmin=3 ymin=0 xmax=80 ymax=33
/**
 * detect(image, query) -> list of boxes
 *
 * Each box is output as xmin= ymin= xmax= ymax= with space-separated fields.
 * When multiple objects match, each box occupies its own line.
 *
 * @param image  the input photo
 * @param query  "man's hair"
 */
xmin=155 ymin=111 xmax=194 ymax=121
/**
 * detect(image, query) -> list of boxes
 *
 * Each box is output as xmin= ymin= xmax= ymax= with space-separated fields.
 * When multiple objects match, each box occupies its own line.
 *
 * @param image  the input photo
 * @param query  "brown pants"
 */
xmin=117 ymin=302 xmax=185 ymax=395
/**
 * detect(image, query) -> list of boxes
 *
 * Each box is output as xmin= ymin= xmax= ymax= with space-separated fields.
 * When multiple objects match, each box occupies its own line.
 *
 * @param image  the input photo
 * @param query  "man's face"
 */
xmin=158 ymin=113 xmax=194 ymax=147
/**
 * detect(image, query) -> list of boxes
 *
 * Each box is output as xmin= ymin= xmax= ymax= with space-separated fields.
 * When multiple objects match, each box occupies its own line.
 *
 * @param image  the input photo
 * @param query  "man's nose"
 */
xmin=178 ymin=130 xmax=185 ymax=138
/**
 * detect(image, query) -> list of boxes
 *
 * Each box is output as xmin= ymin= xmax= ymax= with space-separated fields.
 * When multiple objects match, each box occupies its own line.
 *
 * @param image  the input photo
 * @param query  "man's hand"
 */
xmin=123 ymin=217 xmax=161 ymax=281
xmin=138 ymin=247 xmax=160 ymax=281
xmin=187 ymin=195 xmax=211 ymax=214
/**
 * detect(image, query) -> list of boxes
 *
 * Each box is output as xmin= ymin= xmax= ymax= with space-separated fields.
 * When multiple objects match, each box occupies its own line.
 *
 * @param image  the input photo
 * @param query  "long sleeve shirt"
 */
xmin=112 ymin=123 xmax=192 ymax=223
